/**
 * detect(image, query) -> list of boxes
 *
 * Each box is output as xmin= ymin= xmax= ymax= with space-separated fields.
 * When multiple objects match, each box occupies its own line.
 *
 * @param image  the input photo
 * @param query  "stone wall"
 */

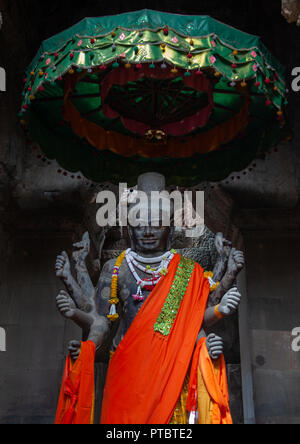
xmin=240 ymin=218 xmax=300 ymax=423
xmin=0 ymin=231 xmax=81 ymax=424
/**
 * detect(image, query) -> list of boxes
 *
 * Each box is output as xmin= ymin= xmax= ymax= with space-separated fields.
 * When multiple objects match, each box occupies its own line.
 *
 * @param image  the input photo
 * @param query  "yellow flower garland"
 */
xmin=107 ymin=249 xmax=178 ymax=322
xmin=204 ymin=271 xmax=220 ymax=293
xmin=107 ymin=251 xmax=126 ymax=322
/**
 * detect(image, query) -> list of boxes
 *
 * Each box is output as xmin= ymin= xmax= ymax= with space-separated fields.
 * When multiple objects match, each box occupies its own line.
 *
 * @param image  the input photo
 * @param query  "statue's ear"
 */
xmin=128 ymin=225 xmax=134 ymax=242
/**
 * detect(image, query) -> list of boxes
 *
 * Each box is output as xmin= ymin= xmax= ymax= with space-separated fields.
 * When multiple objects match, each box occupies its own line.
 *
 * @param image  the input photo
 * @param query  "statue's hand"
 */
xmin=219 ymin=287 xmax=241 ymax=316
xmin=226 ymin=248 xmax=245 ymax=278
xmin=55 ymin=251 xmax=71 ymax=280
xmin=56 ymin=290 xmax=77 ymax=319
xmin=73 ymin=232 xmax=90 ymax=264
xmin=68 ymin=340 xmax=81 ymax=362
xmin=206 ymin=334 xmax=224 ymax=360
xmin=215 ymin=233 xmax=232 ymax=256
xmin=67 ymin=319 xmax=110 ymax=362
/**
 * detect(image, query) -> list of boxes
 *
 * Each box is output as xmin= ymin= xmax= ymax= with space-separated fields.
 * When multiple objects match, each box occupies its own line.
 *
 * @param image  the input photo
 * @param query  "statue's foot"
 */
xmin=56 ymin=290 xmax=93 ymax=329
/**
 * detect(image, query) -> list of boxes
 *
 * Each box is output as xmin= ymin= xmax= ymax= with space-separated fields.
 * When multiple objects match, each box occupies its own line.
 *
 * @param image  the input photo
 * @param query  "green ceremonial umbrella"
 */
xmin=20 ymin=9 xmax=289 ymax=186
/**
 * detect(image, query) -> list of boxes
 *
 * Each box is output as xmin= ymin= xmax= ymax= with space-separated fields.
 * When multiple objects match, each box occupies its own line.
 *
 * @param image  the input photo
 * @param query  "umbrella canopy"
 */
xmin=20 ymin=9 xmax=289 ymax=185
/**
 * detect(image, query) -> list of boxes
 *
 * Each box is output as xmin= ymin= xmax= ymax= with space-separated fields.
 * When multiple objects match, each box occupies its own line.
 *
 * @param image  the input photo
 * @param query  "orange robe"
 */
xmin=187 ymin=338 xmax=232 ymax=424
xmin=101 ymin=254 xmax=210 ymax=424
xmin=55 ymin=341 xmax=95 ymax=425
xmin=55 ymin=254 xmax=232 ymax=424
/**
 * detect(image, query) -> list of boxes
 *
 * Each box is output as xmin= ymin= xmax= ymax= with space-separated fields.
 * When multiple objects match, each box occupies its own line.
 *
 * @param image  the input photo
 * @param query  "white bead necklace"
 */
xmin=125 ymin=249 xmax=175 ymax=302
xmin=129 ymin=250 xmax=172 ymax=264
xmin=130 ymin=256 xmax=171 ymax=277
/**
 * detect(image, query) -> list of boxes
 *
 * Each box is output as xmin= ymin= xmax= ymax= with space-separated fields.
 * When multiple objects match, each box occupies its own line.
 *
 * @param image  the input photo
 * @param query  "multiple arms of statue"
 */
xmin=56 ymin=288 xmax=110 ymax=361
xmin=55 ymin=252 xmax=91 ymax=311
xmin=203 ymin=242 xmax=245 ymax=328
xmin=55 ymin=231 xmax=245 ymax=361
xmin=55 ymin=232 xmax=96 ymax=311
xmin=56 ymin=257 xmax=117 ymax=361
xmin=55 ymin=233 xmax=112 ymax=360
xmin=72 ymin=232 xmax=95 ymax=302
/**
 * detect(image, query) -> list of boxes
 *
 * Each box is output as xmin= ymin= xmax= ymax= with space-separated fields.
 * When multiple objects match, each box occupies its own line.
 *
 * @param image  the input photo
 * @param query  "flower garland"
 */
xmin=125 ymin=249 xmax=176 ymax=302
xmin=107 ymin=251 xmax=126 ymax=322
xmin=128 ymin=249 xmax=175 ymax=276
xmin=204 ymin=271 xmax=220 ymax=292
xmin=129 ymin=249 xmax=176 ymax=264
xmin=107 ymin=254 xmax=219 ymax=322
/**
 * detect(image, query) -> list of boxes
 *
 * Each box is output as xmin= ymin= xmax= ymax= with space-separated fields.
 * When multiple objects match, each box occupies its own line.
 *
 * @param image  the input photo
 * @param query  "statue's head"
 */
xmin=127 ymin=173 xmax=174 ymax=255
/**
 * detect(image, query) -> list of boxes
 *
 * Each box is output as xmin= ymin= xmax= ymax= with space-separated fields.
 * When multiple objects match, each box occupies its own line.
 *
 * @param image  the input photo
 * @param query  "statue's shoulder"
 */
xmin=178 ymin=254 xmax=205 ymax=274
xmin=96 ymin=259 xmax=116 ymax=291
xmin=101 ymin=253 xmax=128 ymax=279
xmin=101 ymin=258 xmax=117 ymax=274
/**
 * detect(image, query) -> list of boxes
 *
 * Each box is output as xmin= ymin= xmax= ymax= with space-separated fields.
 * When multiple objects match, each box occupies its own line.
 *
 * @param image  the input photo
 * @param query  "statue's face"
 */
xmin=129 ymin=207 xmax=173 ymax=255
xmin=130 ymin=224 xmax=172 ymax=254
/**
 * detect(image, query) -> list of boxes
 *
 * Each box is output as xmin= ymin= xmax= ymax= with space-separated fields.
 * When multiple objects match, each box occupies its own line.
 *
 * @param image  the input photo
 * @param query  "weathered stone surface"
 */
xmin=282 ymin=0 xmax=300 ymax=25
xmin=252 ymin=330 xmax=300 ymax=372
xmin=227 ymin=364 xmax=244 ymax=424
xmin=0 ymin=233 xmax=81 ymax=424
xmin=243 ymin=232 xmax=300 ymax=424
xmin=253 ymin=369 xmax=300 ymax=423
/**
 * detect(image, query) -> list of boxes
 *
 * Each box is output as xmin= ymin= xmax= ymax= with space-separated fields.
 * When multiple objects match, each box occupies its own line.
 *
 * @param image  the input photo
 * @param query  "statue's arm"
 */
xmin=55 ymin=251 xmax=93 ymax=311
xmin=203 ymin=287 xmax=241 ymax=328
xmin=212 ymin=256 xmax=227 ymax=284
xmin=74 ymin=261 xmax=95 ymax=301
xmin=212 ymin=233 xmax=232 ymax=283
xmin=72 ymin=232 xmax=95 ymax=302
xmin=197 ymin=329 xmax=224 ymax=360
xmin=215 ymin=247 xmax=244 ymax=297
xmin=208 ymin=272 xmax=237 ymax=307
xmin=61 ymin=259 xmax=117 ymax=362
xmin=90 ymin=259 xmax=120 ymax=361
xmin=94 ymin=259 xmax=117 ymax=317
xmin=203 ymin=248 xmax=245 ymax=328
